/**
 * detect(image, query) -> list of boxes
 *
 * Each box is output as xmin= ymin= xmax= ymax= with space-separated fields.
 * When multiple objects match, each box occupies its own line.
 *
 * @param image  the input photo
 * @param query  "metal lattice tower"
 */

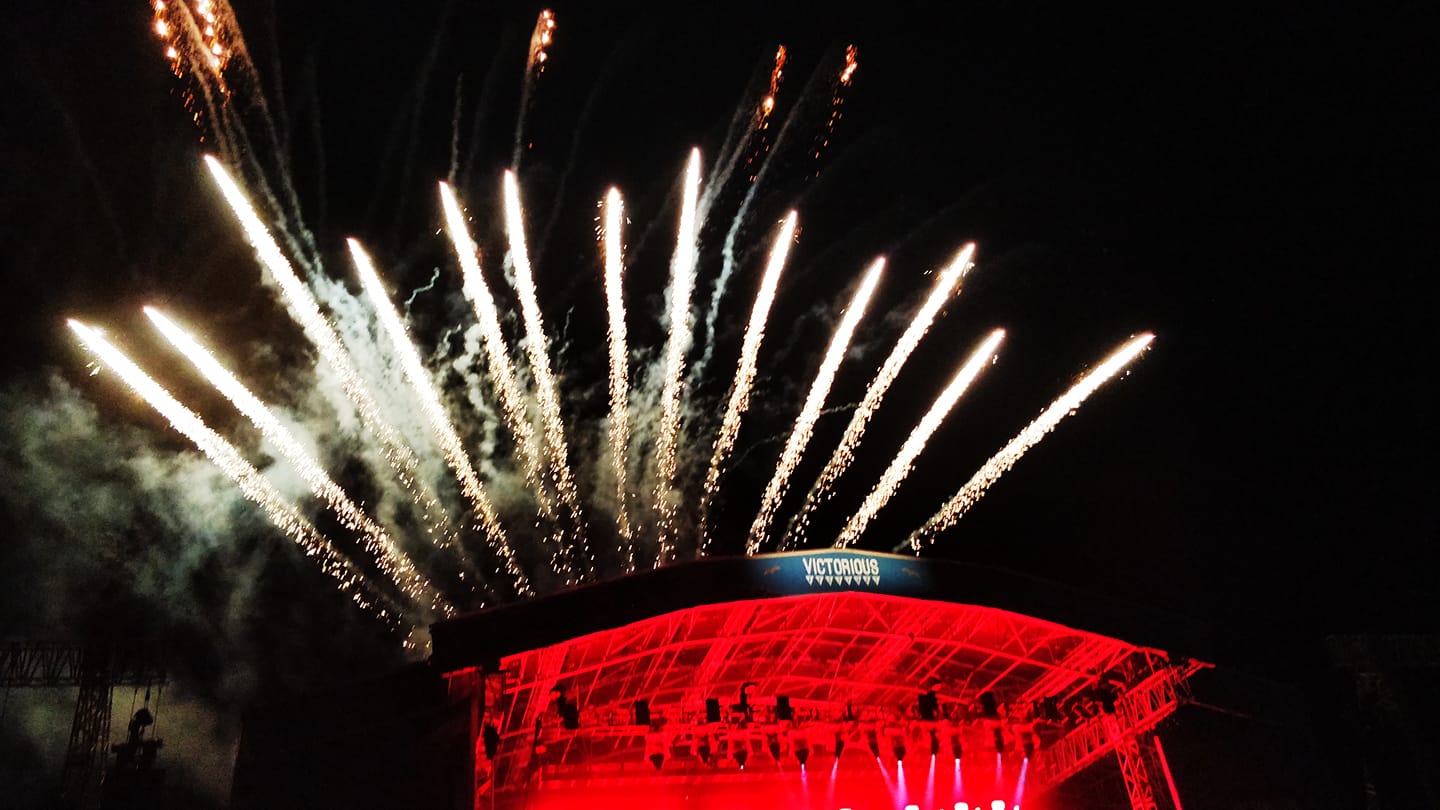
xmin=0 ymin=641 xmax=167 ymax=810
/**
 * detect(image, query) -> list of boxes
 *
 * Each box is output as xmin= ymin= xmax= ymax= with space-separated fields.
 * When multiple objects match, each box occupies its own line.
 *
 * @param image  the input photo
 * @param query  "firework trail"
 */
xmin=154 ymin=2 xmax=323 ymax=277
xmin=512 ymin=9 xmax=556 ymax=166
xmin=652 ymin=149 xmax=703 ymax=565
xmin=438 ymin=182 xmax=553 ymax=523
xmin=746 ymin=258 xmax=885 ymax=554
xmin=600 ymin=188 xmax=634 ymax=567
xmin=203 ymin=157 xmax=468 ymax=564
xmin=697 ymin=212 xmax=799 ymax=554
xmin=812 ymin=45 xmax=859 ymax=173
xmin=691 ymin=46 xmax=789 ymax=385
xmin=503 ymin=171 xmax=590 ymax=581
xmin=783 ymin=244 xmax=976 ymax=548
xmin=746 ymin=45 xmax=787 ymax=182
xmin=900 ymin=333 xmax=1157 ymax=553
xmin=834 ymin=329 xmax=1004 ymax=548
xmin=348 ymin=240 xmax=528 ymax=596
xmin=144 ymin=307 xmax=454 ymax=617
xmin=704 ymin=50 xmax=853 ymax=383
xmin=69 ymin=319 xmax=410 ymax=631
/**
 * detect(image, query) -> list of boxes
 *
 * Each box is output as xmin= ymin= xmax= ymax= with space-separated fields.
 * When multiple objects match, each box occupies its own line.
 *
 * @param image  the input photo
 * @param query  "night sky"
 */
xmin=1 ymin=1 xmax=1436 ymax=806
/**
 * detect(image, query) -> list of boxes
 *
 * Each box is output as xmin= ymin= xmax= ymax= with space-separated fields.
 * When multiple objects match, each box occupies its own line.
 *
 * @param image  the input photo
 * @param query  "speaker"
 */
xmin=705 ymin=697 xmax=722 ymax=724
xmin=776 ymin=695 xmax=793 ymax=721
xmin=633 ymin=699 xmax=651 ymax=726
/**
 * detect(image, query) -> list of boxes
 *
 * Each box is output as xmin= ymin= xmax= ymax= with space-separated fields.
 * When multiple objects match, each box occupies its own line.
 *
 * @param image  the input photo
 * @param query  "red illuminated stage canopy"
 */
xmin=430 ymin=550 xmax=1208 ymax=810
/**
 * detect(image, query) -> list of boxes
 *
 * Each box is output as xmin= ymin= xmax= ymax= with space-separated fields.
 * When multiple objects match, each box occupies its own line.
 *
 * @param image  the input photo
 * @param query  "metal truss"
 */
xmin=0 ymin=640 xmax=167 ymax=688
xmin=2 ymin=641 xmax=167 ymax=810
xmin=459 ymin=591 xmax=1203 ymax=804
xmin=1028 ymin=659 xmax=1204 ymax=797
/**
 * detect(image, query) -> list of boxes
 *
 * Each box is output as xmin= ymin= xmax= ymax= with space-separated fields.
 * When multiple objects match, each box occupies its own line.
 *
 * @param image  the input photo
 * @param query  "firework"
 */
xmin=348 ymin=240 xmax=529 ymax=595
xmin=69 ymin=319 xmax=409 ymax=630
xmin=813 ymin=45 xmax=859 ymax=172
xmin=834 ymin=329 xmax=1004 ymax=548
xmin=502 ymin=170 xmax=589 ymax=581
xmin=697 ymin=212 xmax=798 ymax=553
xmin=746 ymin=258 xmax=885 ymax=554
xmin=514 ymin=9 xmax=557 ymax=163
xmin=203 ymin=157 xmax=468 ymax=559
xmin=438 ymin=182 xmax=553 ymax=522
xmin=784 ymin=244 xmax=976 ymax=548
xmin=600 ymin=188 xmax=634 ymax=566
xmin=900 ymin=333 xmax=1157 ymax=552
xmin=144 ymin=307 xmax=453 ymax=617
xmin=652 ymin=148 xmax=703 ymax=565
xmin=102 ymin=17 xmax=1165 ymax=635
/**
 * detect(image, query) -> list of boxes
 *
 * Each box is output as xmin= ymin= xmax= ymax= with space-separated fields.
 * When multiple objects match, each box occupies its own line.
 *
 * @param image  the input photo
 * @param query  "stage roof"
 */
xmin=430 ymin=550 xmax=1206 ymax=674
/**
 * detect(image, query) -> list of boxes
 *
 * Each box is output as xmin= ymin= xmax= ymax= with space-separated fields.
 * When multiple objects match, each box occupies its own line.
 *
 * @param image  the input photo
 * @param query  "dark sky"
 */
xmin=1 ymin=0 xmax=1437 ymax=804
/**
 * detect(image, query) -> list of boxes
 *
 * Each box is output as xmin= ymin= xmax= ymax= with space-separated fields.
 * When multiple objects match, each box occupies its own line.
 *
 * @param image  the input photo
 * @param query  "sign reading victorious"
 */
xmin=752 ymin=550 xmax=928 ymax=595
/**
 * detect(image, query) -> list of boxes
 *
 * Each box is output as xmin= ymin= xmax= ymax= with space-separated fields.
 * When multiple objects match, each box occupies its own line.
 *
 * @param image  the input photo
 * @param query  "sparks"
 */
xmin=600 ymin=188 xmax=635 ymax=567
xmin=69 ymin=319 xmax=409 ymax=631
xmin=144 ymin=306 xmax=454 ymax=617
xmin=785 ymin=244 xmax=976 ymax=548
xmin=901 ymin=333 xmax=1157 ymax=552
xmin=697 ymin=212 xmax=798 ymax=554
xmin=203 ymin=156 xmax=466 ymax=563
xmin=438 ymin=182 xmax=554 ymax=526
xmin=747 ymin=258 xmax=885 ymax=554
xmin=502 ymin=170 xmax=589 ymax=581
xmin=652 ymin=148 xmax=703 ymax=565
xmin=835 ymin=328 xmax=1004 ymax=548
xmin=348 ymin=240 xmax=529 ymax=596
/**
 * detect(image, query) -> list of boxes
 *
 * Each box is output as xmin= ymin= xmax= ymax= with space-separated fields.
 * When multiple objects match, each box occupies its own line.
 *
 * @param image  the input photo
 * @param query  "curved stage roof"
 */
xmin=430 ymin=549 xmax=1206 ymax=673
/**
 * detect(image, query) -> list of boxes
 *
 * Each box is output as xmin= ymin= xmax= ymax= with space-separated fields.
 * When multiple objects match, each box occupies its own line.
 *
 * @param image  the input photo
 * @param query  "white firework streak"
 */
xmin=69 ymin=319 xmax=410 ymax=631
xmin=502 ymin=170 xmax=589 ymax=581
xmin=600 ymin=188 xmax=634 ymax=567
xmin=652 ymin=148 xmax=703 ymax=565
xmin=900 ymin=332 xmax=1156 ymax=552
xmin=144 ymin=307 xmax=454 ymax=617
xmin=834 ymin=328 xmax=1005 ymax=548
xmin=746 ymin=258 xmax=885 ymax=554
xmin=437 ymin=182 xmax=553 ymax=522
xmin=697 ymin=212 xmax=798 ymax=555
xmin=203 ymin=157 xmax=461 ymax=555
xmin=783 ymin=243 xmax=975 ymax=549
xmin=347 ymin=240 xmax=530 ymax=596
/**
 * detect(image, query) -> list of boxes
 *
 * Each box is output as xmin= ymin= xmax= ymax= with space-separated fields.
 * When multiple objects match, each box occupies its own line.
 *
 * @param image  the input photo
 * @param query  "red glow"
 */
xmin=446 ymin=590 xmax=1181 ymax=809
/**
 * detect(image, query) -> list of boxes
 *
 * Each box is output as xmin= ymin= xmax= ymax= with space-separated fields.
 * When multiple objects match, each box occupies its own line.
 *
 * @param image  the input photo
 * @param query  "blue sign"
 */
xmin=750 ymin=550 xmax=929 ymax=595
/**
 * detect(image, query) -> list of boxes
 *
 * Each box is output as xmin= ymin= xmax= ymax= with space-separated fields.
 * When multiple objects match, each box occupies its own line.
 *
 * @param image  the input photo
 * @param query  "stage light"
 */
xmin=991 ymin=801 xmax=1005 ymax=810
xmin=930 ymin=729 xmax=941 ymax=757
xmin=955 ymin=804 xmax=969 ymax=810
xmin=834 ymin=732 xmax=846 ymax=759
xmin=734 ymin=747 xmax=749 ymax=769
xmin=482 ymin=724 xmax=499 ymax=760
xmin=918 ymin=689 xmax=939 ymax=721
xmin=950 ymin=732 xmax=964 ymax=760
xmin=768 ymin=732 xmax=782 ymax=760
xmin=649 ymin=753 xmax=664 ymax=770
xmin=795 ymin=745 xmax=810 ymax=768
xmin=866 ymin=728 xmax=881 ymax=758
xmin=993 ymin=729 xmax=1006 ymax=753
xmin=633 ymin=699 xmax=651 ymax=726
xmin=551 ymin=687 xmax=580 ymax=730
xmin=698 ymin=740 xmax=712 ymax=764
xmin=893 ymin=742 xmax=907 ymax=761
xmin=905 ymin=805 xmax=920 ymax=810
